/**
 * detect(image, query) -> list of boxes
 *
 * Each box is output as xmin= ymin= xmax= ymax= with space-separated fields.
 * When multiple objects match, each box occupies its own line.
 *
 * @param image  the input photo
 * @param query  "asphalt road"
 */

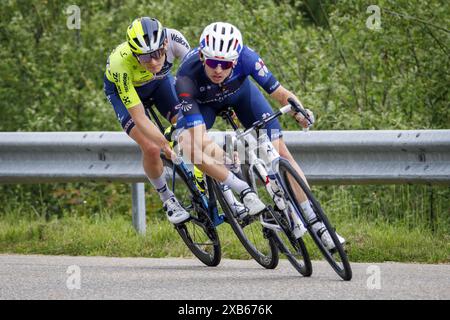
xmin=0 ymin=254 xmax=449 ymax=300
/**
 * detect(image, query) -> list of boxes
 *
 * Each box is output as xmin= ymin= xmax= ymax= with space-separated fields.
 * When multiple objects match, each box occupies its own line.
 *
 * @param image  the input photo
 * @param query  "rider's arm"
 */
xmin=242 ymin=46 xmax=313 ymax=129
xmin=167 ymin=29 xmax=191 ymax=60
xmin=128 ymin=103 xmax=173 ymax=155
xmin=243 ymin=46 xmax=280 ymax=94
xmin=270 ymin=85 xmax=298 ymax=106
xmin=270 ymin=86 xmax=313 ymax=129
xmin=175 ymin=75 xmax=205 ymax=128
xmin=113 ymin=69 xmax=172 ymax=153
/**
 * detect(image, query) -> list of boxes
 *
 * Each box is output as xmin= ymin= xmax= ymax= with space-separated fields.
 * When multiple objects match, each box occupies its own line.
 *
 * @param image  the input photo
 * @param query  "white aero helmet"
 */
xmin=199 ymin=22 xmax=243 ymax=60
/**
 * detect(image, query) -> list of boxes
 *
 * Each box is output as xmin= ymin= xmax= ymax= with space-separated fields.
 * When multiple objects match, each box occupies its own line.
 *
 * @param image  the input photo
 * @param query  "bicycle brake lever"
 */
xmin=287 ymin=97 xmax=313 ymax=126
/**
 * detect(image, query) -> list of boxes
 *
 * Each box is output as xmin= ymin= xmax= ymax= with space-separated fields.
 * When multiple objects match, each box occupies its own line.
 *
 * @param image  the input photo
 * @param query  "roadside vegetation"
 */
xmin=0 ymin=0 xmax=448 ymax=262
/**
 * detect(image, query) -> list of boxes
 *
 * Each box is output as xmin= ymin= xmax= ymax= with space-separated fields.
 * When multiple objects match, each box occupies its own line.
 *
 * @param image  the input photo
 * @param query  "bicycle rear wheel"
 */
xmin=278 ymin=158 xmax=352 ymax=281
xmin=162 ymin=157 xmax=221 ymax=267
xmin=212 ymin=180 xmax=279 ymax=269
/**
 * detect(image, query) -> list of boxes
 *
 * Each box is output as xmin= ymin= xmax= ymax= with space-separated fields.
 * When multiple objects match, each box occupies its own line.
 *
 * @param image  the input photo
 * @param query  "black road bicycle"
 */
xmin=144 ymin=102 xmax=279 ymax=269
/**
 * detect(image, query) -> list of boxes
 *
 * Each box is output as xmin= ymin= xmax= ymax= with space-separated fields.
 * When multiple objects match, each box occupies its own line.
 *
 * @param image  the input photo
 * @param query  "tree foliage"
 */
xmin=0 ymin=0 xmax=448 ymax=132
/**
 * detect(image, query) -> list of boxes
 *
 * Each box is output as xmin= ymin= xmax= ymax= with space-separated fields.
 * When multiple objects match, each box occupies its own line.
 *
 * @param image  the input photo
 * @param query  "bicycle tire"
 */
xmin=278 ymin=158 xmax=352 ymax=281
xmin=242 ymin=164 xmax=312 ymax=276
xmin=161 ymin=156 xmax=221 ymax=267
xmin=212 ymin=180 xmax=279 ymax=269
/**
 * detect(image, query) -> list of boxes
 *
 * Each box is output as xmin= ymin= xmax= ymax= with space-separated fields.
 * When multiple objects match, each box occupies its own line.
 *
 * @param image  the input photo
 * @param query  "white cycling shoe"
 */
xmin=163 ymin=197 xmax=190 ymax=224
xmin=310 ymin=219 xmax=346 ymax=251
xmin=230 ymin=200 xmax=247 ymax=218
xmin=240 ymin=188 xmax=266 ymax=216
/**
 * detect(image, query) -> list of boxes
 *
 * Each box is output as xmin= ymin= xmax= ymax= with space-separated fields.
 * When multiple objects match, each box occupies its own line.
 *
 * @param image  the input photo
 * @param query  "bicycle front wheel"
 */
xmin=212 ymin=180 xmax=279 ymax=269
xmin=243 ymin=164 xmax=312 ymax=276
xmin=278 ymin=158 xmax=352 ymax=281
xmin=162 ymin=157 xmax=221 ymax=267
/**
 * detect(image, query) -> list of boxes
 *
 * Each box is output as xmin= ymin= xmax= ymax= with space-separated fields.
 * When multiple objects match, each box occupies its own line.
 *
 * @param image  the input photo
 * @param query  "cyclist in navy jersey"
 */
xmin=175 ymin=22 xmax=345 ymax=249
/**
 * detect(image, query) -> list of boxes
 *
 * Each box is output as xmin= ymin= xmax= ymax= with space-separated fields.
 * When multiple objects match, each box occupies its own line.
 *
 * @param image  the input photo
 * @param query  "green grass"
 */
xmin=0 ymin=208 xmax=448 ymax=263
xmin=0 ymin=183 xmax=448 ymax=263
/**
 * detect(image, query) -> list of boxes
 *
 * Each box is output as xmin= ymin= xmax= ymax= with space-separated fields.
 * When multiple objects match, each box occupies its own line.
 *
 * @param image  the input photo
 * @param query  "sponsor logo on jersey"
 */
xmin=187 ymin=120 xmax=203 ymax=128
xmin=173 ymin=102 xmax=183 ymax=111
xmin=171 ymin=33 xmax=189 ymax=49
xmin=112 ymin=72 xmax=120 ymax=83
xmin=269 ymin=81 xmax=280 ymax=92
xmin=181 ymin=101 xmax=193 ymax=112
xmin=262 ymin=112 xmax=271 ymax=119
xmin=255 ymin=58 xmax=268 ymax=77
xmin=123 ymin=118 xmax=134 ymax=132
xmin=123 ymin=73 xmax=129 ymax=93
xmin=123 ymin=96 xmax=131 ymax=105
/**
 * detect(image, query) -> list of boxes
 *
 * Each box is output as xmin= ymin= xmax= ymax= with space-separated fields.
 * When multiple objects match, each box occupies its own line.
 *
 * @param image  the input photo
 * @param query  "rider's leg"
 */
xmin=105 ymin=76 xmax=188 ymax=224
xmin=177 ymin=107 xmax=265 ymax=216
xmin=231 ymin=79 xmax=311 ymax=206
xmin=128 ymin=126 xmax=173 ymax=201
xmin=272 ymin=139 xmax=316 ymax=219
xmin=128 ymin=126 xmax=189 ymax=224
xmin=150 ymin=74 xmax=181 ymax=125
xmin=273 ymin=139 xmax=309 ymax=202
xmin=183 ymin=124 xmax=258 ymax=184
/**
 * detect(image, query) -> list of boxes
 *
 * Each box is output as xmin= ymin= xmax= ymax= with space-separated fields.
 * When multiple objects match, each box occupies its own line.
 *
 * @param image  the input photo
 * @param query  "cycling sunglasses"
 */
xmin=137 ymin=47 xmax=166 ymax=63
xmin=204 ymin=58 xmax=234 ymax=70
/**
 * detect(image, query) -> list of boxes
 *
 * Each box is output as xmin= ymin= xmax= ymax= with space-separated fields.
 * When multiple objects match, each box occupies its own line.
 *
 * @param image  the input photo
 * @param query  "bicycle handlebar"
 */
xmin=287 ymin=97 xmax=313 ymax=126
xmin=235 ymin=98 xmax=310 ymax=140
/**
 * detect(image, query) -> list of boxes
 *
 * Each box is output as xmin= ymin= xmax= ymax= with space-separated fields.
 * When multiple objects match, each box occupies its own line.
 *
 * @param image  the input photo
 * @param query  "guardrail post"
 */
xmin=131 ymin=183 xmax=146 ymax=234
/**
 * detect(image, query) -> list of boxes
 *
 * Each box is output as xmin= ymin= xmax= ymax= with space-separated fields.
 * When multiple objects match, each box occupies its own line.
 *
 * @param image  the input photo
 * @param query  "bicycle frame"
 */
xmin=173 ymin=159 xmax=226 ymax=227
xmin=146 ymin=104 xmax=225 ymax=228
xmin=220 ymin=104 xmax=309 ymax=236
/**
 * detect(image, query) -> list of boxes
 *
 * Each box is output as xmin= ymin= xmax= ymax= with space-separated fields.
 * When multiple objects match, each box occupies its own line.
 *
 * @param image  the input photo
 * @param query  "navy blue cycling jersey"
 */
xmin=175 ymin=46 xmax=281 ymax=129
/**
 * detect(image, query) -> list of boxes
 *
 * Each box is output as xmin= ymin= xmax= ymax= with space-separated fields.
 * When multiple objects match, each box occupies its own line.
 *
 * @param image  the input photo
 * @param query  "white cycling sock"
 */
xmin=223 ymin=171 xmax=250 ymax=194
xmin=149 ymin=173 xmax=174 ymax=203
xmin=300 ymin=200 xmax=316 ymax=222
xmin=220 ymin=183 xmax=235 ymax=203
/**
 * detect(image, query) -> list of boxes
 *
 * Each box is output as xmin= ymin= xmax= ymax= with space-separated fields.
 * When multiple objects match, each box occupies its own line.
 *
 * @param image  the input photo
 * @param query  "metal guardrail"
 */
xmin=1 ymin=130 xmax=449 ymax=233
xmin=281 ymin=130 xmax=450 ymax=184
